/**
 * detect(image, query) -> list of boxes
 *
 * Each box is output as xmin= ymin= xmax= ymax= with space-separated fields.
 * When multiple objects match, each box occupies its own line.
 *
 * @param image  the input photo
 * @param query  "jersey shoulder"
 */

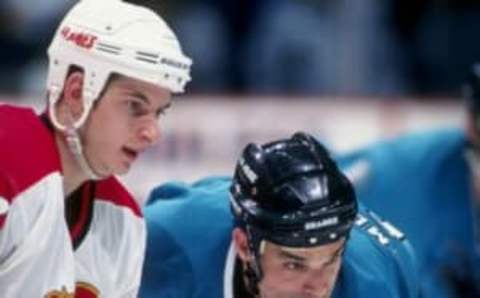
xmin=144 ymin=176 xmax=233 ymax=236
xmin=338 ymin=129 xmax=465 ymax=192
xmin=95 ymin=176 xmax=142 ymax=218
xmin=0 ymin=105 xmax=61 ymax=202
xmin=146 ymin=176 xmax=232 ymax=203
xmin=340 ymin=204 xmax=419 ymax=297
xmin=145 ymin=176 xmax=232 ymax=219
xmin=141 ymin=177 xmax=233 ymax=298
xmin=339 ymin=128 xmax=464 ymax=171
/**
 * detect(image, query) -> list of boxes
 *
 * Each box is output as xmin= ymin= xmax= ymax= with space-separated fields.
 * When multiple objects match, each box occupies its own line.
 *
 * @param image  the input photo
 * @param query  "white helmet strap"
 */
xmin=48 ymin=81 xmax=95 ymax=132
xmin=49 ymin=93 xmax=102 ymax=180
xmin=64 ymin=123 xmax=101 ymax=181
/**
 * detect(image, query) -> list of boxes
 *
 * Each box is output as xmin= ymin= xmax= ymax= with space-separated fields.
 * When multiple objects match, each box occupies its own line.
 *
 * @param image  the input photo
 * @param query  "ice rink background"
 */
xmin=22 ymin=96 xmax=467 ymax=201
xmin=3 ymin=96 xmax=463 ymax=202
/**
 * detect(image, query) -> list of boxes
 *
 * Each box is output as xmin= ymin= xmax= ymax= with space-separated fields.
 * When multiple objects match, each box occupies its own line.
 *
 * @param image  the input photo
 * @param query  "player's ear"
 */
xmin=233 ymin=228 xmax=251 ymax=262
xmin=56 ymin=71 xmax=85 ymax=125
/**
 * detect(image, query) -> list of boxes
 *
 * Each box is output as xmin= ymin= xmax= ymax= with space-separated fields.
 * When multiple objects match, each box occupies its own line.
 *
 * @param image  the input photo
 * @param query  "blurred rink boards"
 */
xmin=2 ymin=96 xmax=464 ymax=202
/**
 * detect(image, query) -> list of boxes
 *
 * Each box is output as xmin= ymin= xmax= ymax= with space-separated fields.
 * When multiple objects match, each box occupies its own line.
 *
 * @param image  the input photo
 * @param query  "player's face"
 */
xmin=258 ymin=239 xmax=345 ymax=298
xmin=82 ymin=75 xmax=171 ymax=176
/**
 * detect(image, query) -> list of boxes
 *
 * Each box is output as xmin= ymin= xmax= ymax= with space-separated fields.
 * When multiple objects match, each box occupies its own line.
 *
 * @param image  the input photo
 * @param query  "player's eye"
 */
xmin=126 ymin=100 xmax=148 ymax=117
xmin=283 ymin=261 xmax=307 ymax=272
xmin=324 ymin=255 xmax=339 ymax=267
xmin=155 ymin=107 xmax=168 ymax=119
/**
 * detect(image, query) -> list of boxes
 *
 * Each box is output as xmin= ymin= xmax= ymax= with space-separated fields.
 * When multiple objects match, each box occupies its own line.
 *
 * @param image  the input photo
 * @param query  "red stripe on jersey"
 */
xmin=0 ymin=105 xmax=61 ymax=202
xmin=0 ymin=215 xmax=5 ymax=229
xmin=70 ymin=182 xmax=93 ymax=242
xmin=95 ymin=177 xmax=142 ymax=218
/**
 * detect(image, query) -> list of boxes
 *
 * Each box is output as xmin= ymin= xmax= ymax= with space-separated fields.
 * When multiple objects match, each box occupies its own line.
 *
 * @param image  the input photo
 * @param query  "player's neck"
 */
xmin=55 ymin=132 xmax=89 ymax=196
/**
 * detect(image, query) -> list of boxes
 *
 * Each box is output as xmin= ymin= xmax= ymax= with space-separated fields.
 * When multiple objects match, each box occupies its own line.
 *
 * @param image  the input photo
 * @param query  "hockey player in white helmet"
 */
xmin=0 ymin=0 xmax=191 ymax=296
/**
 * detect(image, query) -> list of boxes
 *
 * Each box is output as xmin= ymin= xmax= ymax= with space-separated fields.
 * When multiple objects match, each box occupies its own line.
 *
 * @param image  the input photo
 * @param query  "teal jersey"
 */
xmin=338 ymin=129 xmax=480 ymax=298
xmin=140 ymin=177 xmax=419 ymax=298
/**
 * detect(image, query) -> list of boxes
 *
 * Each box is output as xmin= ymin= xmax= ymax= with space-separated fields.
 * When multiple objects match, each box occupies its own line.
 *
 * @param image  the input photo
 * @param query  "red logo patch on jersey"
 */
xmin=75 ymin=282 xmax=100 ymax=298
xmin=60 ymin=26 xmax=98 ymax=49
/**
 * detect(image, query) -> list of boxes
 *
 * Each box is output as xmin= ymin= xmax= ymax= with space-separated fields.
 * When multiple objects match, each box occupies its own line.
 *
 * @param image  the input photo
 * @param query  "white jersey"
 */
xmin=0 ymin=105 xmax=146 ymax=298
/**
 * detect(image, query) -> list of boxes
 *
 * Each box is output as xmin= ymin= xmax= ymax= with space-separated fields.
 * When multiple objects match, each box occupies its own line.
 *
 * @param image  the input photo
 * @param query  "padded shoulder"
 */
xmin=0 ymin=104 xmax=61 ymax=202
xmin=95 ymin=176 xmax=142 ymax=218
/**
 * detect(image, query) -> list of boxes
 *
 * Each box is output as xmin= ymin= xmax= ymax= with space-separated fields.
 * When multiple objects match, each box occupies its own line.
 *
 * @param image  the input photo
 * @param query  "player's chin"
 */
xmin=115 ymin=161 xmax=132 ymax=176
xmin=111 ymin=163 xmax=131 ymax=176
xmin=301 ymin=294 xmax=327 ymax=298
xmin=99 ymin=160 xmax=131 ymax=177
xmin=298 ymin=291 xmax=330 ymax=298
xmin=319 ymin=290 xmax=333 ymax=298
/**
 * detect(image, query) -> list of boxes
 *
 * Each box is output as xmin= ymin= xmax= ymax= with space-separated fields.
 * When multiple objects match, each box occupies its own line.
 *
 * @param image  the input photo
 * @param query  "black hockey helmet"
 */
xmin=230 ymin=132 xmax=358 ymax=252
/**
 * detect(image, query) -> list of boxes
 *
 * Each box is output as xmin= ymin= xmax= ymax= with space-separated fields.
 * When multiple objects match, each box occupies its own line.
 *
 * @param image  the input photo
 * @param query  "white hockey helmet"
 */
xmin=47 ymin=0 xmax=192 ymax=130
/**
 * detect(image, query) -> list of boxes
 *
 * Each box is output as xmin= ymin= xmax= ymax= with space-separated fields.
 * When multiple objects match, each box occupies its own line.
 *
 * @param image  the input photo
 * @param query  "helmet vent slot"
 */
xmin=96 ymin=42 xmax=121 ymax=55
xmin=136 ymin=51 xmax=159 ymax=64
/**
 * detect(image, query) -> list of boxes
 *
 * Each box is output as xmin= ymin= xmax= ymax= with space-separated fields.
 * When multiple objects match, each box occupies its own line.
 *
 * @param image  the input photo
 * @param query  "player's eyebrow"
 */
xmin=156 ymin=102 xmax=172 ymax=116
xmin=124 ymin=90 xmax=172 ymax=114
xmin=327 ymin=245 xmax=345 ymax=263
xmin=124 ymin=90 xmax=150 ymax=104
xmin=278 ymin=250 xmax=307 ymax=262
xmin=278 ymin=244 xmax=345 ymax=265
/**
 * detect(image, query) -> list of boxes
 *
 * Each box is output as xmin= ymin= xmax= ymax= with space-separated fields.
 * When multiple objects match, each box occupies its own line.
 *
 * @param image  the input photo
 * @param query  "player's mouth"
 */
xmin=122 ymin=147 xmax=139 ymax=162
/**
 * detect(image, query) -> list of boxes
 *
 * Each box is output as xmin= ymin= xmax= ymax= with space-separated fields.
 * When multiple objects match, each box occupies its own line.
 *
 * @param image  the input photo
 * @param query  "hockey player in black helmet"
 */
xmin=141 ymin=132 xmax=419 ymax=298
xmin=230 ymin=132 xmax=357 ymax=297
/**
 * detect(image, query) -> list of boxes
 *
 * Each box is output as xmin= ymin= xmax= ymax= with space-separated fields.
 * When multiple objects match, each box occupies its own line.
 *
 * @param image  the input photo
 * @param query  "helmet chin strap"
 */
xmin=64 ymin=123 xmax=102 ymax=181
xmin=49 ymin=91 xmax=103 ymax=181
xmin=243 ymin=227 xmax=265 ymax=297
xmin=243 ymin=261 xmax=261 ymax=297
